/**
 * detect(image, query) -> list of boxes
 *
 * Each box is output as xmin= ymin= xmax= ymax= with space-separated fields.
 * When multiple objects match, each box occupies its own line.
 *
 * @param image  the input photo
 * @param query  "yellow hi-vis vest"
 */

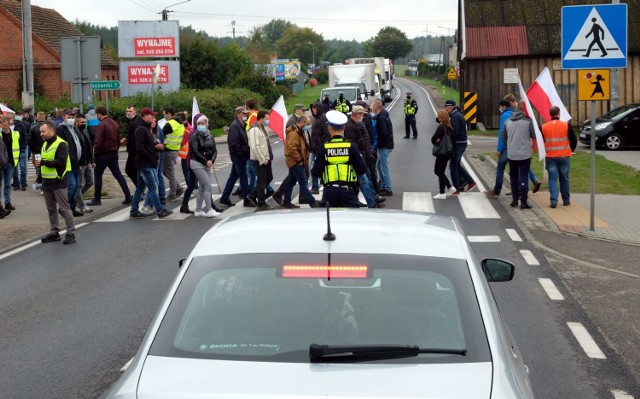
xmin=6 ymin=130 xmax=20 ymax=166
xmin=335 ymin=99 xmax=349 ymax=114
xmin=403 ymin=99 xmax=416 ymax=115
xmin=40 ymin=136 xmax=71 ymax=180
xmin=164 ymin=119 xmax=185 ymax=151
xmin=321 ymin=138 xmax=358 ymax=186
xmin=246 ymin=111 xmax=258 ymax=132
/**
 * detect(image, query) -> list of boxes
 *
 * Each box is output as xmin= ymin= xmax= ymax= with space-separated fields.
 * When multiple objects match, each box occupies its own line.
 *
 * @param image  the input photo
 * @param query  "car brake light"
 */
xmin=281 ymin=265 xmax=369 ymax=279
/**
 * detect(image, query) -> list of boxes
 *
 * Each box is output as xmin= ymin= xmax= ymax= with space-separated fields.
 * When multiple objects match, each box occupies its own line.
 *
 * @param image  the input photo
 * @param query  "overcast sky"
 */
xmin=31 ymin=0 xmax=457 ymax=41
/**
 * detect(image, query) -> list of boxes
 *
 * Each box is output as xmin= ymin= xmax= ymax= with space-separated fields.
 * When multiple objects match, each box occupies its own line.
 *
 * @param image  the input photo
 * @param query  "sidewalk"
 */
xmin=466 ymin=143 xmax=640 ymax=246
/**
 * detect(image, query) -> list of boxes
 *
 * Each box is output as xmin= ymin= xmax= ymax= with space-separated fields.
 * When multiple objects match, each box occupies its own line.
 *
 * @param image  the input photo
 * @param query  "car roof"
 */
xmin=191 ymin=209 xmax=468 ymax=259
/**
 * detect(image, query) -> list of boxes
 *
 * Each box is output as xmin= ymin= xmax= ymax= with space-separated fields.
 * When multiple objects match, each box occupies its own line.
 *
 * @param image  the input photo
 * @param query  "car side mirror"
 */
xmin=178 ymin=257 xmax=187 ymax=268
xmin=370 ymin=90 xmax=375 ymax=96
xmin=481 ymin=259 xmax=515 ymax=282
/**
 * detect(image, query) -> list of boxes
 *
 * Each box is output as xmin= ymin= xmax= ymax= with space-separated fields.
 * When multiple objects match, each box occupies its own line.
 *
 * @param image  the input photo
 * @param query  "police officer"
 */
xmin=403 ymin=91 xmax=418 ymax=139
xmin=311 ymin=111 xmax=367 ymax=208
xmin=332 ymin=91 xmax=352 ymax=114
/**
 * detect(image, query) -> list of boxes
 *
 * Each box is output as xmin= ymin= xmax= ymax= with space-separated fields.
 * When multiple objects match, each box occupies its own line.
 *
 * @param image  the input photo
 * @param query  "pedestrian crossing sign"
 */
xmin=577 ymin=69 xmax=610 ymax=101
xmin=561 ymin=4 xmax=627 ymax=69
xmin=447 ymin=68 xmax=457 ymax=80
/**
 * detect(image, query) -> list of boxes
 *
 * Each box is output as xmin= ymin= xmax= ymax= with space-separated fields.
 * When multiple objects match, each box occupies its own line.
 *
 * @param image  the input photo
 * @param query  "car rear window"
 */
xmin=150 ymin=254 xmax=491 ymax=364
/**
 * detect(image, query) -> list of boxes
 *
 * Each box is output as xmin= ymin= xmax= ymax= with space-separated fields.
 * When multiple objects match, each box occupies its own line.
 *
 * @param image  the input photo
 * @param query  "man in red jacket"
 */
xmin=87 ymin=106 xmax=132 ymax=206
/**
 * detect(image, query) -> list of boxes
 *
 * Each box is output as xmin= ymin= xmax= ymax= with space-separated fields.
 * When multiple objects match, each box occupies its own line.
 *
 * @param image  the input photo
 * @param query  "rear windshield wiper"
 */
xmin=309 ymin=344 xmax=467 ymax=362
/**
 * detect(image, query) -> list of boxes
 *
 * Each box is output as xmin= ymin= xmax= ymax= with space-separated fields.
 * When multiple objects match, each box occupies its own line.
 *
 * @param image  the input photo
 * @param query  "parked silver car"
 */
xmin=106 ymin=209 xmax=534 ymax=398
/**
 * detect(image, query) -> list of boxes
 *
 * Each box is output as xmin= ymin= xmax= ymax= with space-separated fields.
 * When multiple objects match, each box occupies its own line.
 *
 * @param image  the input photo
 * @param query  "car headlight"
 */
xmin=595 ymin=122 xmax=612 ymax=131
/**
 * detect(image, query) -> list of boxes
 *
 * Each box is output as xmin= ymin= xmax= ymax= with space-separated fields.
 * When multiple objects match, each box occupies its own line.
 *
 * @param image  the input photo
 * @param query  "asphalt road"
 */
xmin=0 ymin=78 xmax=638 ymax=398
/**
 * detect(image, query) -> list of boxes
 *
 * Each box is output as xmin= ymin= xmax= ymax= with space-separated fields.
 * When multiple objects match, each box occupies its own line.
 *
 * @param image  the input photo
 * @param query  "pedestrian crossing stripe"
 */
xmin=564 ymin=8 xmax=623 ymax=61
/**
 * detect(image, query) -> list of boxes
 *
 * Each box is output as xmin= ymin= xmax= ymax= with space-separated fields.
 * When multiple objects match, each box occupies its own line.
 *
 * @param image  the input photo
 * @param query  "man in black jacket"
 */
xmin=309 ymin=101 xmax=330 ymax=195
xmin=124 ymin=105 xmax=144 ymax=185
xmin=55 ymin=109 xmax=84 ymax=216
xmin=129 ymin=108 xmax=172 ymax=219
xmin=219 ymin=106 xmax=254 ymax=207
xmin=74 ymin=114 xmax=94 ymax=213
xmin=372 ymin=100 xmax=394 ymax=196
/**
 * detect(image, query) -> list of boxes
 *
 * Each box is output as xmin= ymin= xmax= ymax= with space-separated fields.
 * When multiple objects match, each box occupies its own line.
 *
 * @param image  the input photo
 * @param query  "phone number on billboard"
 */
xmin=135 ymin=49 xmax=176 ymax=56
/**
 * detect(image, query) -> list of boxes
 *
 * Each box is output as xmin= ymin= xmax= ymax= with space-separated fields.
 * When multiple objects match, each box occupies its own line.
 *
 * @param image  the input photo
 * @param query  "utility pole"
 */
xmin=159 ymin=0 xmax=191 ymax=21
xmin=21 ymin=0 xmax=35 ymax=113
xmin=610 ymin=0 xmax=620 ymax=109
xmin=232 ymin=20 xmax=236 ymax=40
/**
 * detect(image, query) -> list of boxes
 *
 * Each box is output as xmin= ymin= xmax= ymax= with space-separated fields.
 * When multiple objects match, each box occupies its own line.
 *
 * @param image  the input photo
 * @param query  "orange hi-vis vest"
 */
xmin=542 ymin=119 xmax=572 ymax=158
xmin=178 ymin=129 xmax=190 ymax=159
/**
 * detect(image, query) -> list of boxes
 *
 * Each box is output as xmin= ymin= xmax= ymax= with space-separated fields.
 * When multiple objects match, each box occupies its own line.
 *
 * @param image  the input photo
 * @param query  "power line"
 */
xmin=130 ymin=0 xmax=156 ymax=13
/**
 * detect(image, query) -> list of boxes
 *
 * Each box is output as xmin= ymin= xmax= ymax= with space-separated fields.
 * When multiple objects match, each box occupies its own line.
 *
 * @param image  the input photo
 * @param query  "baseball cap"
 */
xmin=351 ymin=105 xmax=366 ymax=114
xmin=326 ymin=110 xmax=348 ymax=128
xmin=293 ymin=103 xmax=308 ymax=111
xmin=444 ymin=100 xmax=456 ymax=107
xmin=140 ymin=108 xmax=157 ymax=117
xmin=498 ymin=100 xmax=511 ymax=107
xmin=63 ymin=108 xmax=76 ymax=115
xmin=235 ymin=106 xmax=249 ymax=114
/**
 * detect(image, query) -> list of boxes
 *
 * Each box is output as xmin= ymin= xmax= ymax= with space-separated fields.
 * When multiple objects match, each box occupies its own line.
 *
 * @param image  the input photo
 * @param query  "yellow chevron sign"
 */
xmin=464 ymin=92 xmax=478 ymax=124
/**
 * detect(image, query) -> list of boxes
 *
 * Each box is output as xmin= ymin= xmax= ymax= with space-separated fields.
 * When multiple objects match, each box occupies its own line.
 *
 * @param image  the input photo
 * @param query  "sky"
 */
xmin=30 ymin=0 xmax=458 ymax=41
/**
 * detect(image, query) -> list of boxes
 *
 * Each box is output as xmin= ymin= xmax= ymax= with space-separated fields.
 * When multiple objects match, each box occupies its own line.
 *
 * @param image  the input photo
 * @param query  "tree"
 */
xmin=370 ymin=26 xmax=413 ymax=61
xmin=247 ymin=19 xmax=297 ymax=62
xmin=275 ymin=27 xmax=327 ymax=65
xmin=179 ymin=29 xmax=221 ymax=89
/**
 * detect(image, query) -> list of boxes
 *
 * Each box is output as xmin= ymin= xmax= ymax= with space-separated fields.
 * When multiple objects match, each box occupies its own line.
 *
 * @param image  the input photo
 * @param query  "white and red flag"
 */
xmin=269 ymin=95 xmax=288 ymax=141
xmin=526 ymin=67 xmax=571 ymax=123
xmin=517 ymin=72 xmax=546 ymax=161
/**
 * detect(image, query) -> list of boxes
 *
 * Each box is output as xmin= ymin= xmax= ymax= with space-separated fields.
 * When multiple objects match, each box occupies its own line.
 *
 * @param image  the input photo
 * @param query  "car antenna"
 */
xmin=323 ymin=202 xmax=335 ymax=241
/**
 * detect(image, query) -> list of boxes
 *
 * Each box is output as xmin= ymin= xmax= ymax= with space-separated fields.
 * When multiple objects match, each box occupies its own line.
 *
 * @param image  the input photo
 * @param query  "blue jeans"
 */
xmin=3 ymin=164 xmax=14 ymax=204
xmin=359 ymin=172 xmax=377 ymax=207
xmin=12 ymin=150 xmax=27 ymax=187
xmin=545 ymin=157 xmax=571 ymax=205
xmin=67 ymin=167 xmax=80 ymax=211
xmin=376 ymin=148 xmax=392 ymax=191
xmin=132 ymin=168 xmax=162 ymax=213
xmin=145 ymin=158 xmax=166 ymax=206
xmin=450 ymin=142 xmax=474 ymax=191
xmin=310 ymin=152 xmax=320 ymax=191
xmin=222 ymin=154 xmax=250 ymax=200
xmin=284 ymin=164 xmax=315 ymax=204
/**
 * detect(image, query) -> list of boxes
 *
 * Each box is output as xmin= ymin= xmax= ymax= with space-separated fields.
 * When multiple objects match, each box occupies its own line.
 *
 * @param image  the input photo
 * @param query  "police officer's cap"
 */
xmin=338 ymin=91 xmax=344 ymax=95
xmin=326 ymin=110 xmax=348 ymax=129
xmin=406 ymin=91 xmax=412 ymax=95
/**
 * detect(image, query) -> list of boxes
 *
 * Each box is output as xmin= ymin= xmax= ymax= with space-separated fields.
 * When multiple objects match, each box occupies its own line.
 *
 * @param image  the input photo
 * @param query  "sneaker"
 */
xmin=81 ymin=205 xmax=93 ymax=213
xmin=160 ymin=198 xmax=167 ymax=205
xmin=179 ymin=205 xmax=193 ymax=214
xmin=309 ymin=201 xmax=320 ymax=208
xmin=87 ymin=199 xmax=102 ymax=206
xmin=122 ymin=197 xmax=132 ymax=205
xmin=520 ymin=203 xmax=532 ymax=209
xmin=466 ymin=182 xmax=477 ymax=192
xmin=272 ymin=193 xmax=284 ymax=206
xmin=63 ymin=233 xmax=76 ymax=245
xmin=450 ymin=191 xmax=460 ymax=196
xmin=256 ymin=204 xmax=273 ymax=211
xmin=373 ymin=202 xmax=386 ymax=208
xmin=532 ymin=182 xmax=542 ymax=193
xmin=219 ymin=198 xmax=235 ymax=206
xmin=41 ymin=232 xmax=61 ymax=243
xmin=550 ymin=203 xmax=557 ymax=208
xmin=243 ymin=199 xmax=256 ymax=208
xmin=433 ymin=193 xmax=447 ymax=200
xmin=265 ymin=190 xmax=274 ymax=199
xmin=140 ymin=205 xmax=154 ymax=215
xmin=5 ymin=203 xmax=15 ymax=211
xmin=11 ymin=185 xmax=19 ymax=191
xmin=484 ymin=190 xmax=499 ymax=197
xmin=157 ymin=209 xmax=173 ymax=218
xmin=310 ymin=188 xmax=320 ymax=195
xmin=375 ymin=196 xmax=386 ymax=203
xmin=204 ymin=209 xmax=221 ymax=217
xmin=378 ymin=190 xmax=393 ymax=196
xmin=412 ymin=136 xmax=417 ymax=139
xmin=563 ymin=201 xmax=571 ymax=206
xmin=0 ymin=208 xmax=10 ymax=219
xmin=282 ymin=202 xmax=300 ymax=209
xmin=403 ymin=136 xmax=410 ymax=139
xmin=72 ymin=210 xmax=84 ymax=217
xmin=358 ymin=201 xmax=368 ymax=207
xmin=32 ymin=183 xmax=42 ymax=191
xmin=447 ymin=186 xmax=457 ymax=195
xmin=21 ymin=185 xmax=27 ymax=191
xmin=194 ymin=210 xmax=206 ymax=217
xmin=130 ymin=211 xmax=147 ymax=219
xmin=510 ymin=201 xmax=519 ymax=208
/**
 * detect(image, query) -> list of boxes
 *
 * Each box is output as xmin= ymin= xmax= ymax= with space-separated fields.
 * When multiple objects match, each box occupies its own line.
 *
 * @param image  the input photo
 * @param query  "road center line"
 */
xmin=468 ymin=235 xmax=501 ymax=242
xmin=538 ymin=278 xmax=565 ymax=300
xmin=506 ymin=228 xmax=523 ymax=242
xmin=612 ymin=390 xmax=634 ymax=399
xmin=519 ymin=249 xmax=540 ymax=265
xmin=567 ymin=322 xmax=607 ymax=359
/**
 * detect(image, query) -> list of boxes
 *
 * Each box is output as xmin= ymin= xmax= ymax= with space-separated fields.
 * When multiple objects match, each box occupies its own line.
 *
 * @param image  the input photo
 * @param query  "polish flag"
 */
xmin=0 ymin=103 xmax=14 ymax=116
xmin=191 ymin=96 xmax=200 ymax=126
xmin=526 ymin=67 xmax=571 ymax=123
xmin=269 ymin=95 xmax=287 ymax=141
xmin=517 ymin=72 xmax=546 ymax=161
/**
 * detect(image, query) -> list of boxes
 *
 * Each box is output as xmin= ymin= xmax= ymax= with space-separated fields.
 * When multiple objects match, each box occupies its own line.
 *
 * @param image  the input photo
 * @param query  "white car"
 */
xmin=107 ymin=209 xmax=534 ymax=398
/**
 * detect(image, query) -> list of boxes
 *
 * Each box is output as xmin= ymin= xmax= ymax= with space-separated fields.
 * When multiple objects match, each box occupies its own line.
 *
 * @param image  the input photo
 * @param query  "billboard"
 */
xmin=119 ymin=61 xmax=180 ymax=96
xmin=271 ymin=59 xmax=301 ymax=82
xmin=118 ymin=21 xmax=180 ymax=58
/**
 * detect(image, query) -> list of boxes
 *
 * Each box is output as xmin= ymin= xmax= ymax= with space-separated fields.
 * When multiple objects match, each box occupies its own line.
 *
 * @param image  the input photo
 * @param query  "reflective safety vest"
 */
xmin=542 ymin=119 xmax=572 ymax=158
xmin=40 ymin=136 xmax=71 ymax=180
xmin=164 ymin=119 xmax=185 ymax=151
xmin=178 ymin=130 xmax=190 ymax=159
xmin=335 ymin=99 xmax=349 ymax=114
xmin=403 ymin=99 xmax=416 ymax=115
xmin=6 ymin=130 xmax=20 ymax=166
xmin=321 ymin=138 xmax=358 ymax=186
xmin=246 ymin=111 xmax=258 ymax=132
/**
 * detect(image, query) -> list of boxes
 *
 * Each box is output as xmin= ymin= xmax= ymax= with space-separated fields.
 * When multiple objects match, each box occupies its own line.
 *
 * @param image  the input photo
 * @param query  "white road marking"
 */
xmin=402 ymin=192 xmax=435 ymax=213
xmin=95 ymin=207 xmax=132 ymax=222
xmin=506 ymin=228 xmax=523 ymax=242
xmin=567 ymin=322 xmax=607 ymax=359
xmin=155 ymin=198 xmax=198 ymax=221
xmin=0 ymin=223 xmax=88 ymax=261
xmin=457 ymin=192 xmax=500 ymax=219
xmin=468 ymin=235 xmax=501 ymax=243
xmin=538 ymin=278 xmax=565 ymax=300
xmin=120 ymin=357 xmax=134 ymax=372
xmin=520 ymin=249 xmax=540 ymax=265
xmin=612 ymin=390 xmax=634 ymax=399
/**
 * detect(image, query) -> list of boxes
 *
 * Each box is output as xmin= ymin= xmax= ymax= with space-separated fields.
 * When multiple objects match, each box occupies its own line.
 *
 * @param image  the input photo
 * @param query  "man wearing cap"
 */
xmin=311 ymin=110 xmax=367 ymax=208
xmin=88 ymin=106 xmax=132 ymax=206
xmin=445 ymin=99 xmax=477 ymax=195
xmin=372 ymin=99 xmax=394 ymax=196
xmin=247 ymin=110 xmax=274 ymax=209
xmin=333 ymin=92 xmax=352 ymax=114
xmin=286 ymin=104 xmax=308 ymax=128
xmin=403 ymin=91 xmax=419 ymax=139
xmin=322 ymin=93 xmax=332 ymax=113
xmin=219 ymin=106 xmax=255 ymax=207
xmin=130 ymin=108 xmax=173 ymax=219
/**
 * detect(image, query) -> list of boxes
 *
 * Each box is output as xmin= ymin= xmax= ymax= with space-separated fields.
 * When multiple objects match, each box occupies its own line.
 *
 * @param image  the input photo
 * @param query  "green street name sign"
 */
xmin=91 ymin=80 xmax=121 ymax=90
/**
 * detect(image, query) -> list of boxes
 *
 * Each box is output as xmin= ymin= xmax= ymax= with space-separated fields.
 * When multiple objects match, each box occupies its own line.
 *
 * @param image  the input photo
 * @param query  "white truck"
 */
xmin=328 ymin=63 xmax=376 ymax=102
xmin=348 ymin=57 xmax=393 ymax=102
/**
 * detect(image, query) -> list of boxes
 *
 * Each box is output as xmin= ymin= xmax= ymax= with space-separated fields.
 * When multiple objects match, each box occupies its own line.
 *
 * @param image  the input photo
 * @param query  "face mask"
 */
xmin=264 ymin=120 xmax=270 ymax=127
xmin=197 ymin=125 xmax=207 ymax=132
xmin=370 ymin=112 xmax=375 ymax=118
xmin=15 ymin=116 xmax=22 ymax=121
xmin=242 ymin=116 xmax=248 ymax=122
xmin=66 ymin=118 xmax=75 ymax=127
xmin=302 ymin=125 xmax=311 ymax=133
xmin=79 ymin=124 xmax=87 ymax=130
